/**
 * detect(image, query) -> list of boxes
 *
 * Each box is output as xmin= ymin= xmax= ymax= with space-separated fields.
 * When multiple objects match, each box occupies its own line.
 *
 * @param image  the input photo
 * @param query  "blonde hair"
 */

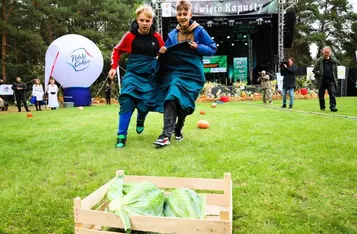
xmin=176 ymin=0 xmax=192 ymax=11
xmin=136 ymin=4 xmax=155 ymax=19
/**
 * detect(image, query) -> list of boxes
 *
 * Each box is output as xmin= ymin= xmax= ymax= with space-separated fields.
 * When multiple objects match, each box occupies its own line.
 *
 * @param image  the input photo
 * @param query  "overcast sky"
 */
xmin=350 ymin=0 xmax=357 ymax=11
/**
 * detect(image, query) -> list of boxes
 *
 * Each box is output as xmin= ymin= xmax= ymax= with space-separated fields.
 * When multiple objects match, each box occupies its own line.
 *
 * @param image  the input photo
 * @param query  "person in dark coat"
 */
xmin=312 ymin=46 xmax=339 ymax=112
xmin=105 ymin=83 xmax=111 ymax=105
xmin=12 ymin=76 xmax=30 ymax=112
xmin=280 ymin=58 xmax=297 ymax=109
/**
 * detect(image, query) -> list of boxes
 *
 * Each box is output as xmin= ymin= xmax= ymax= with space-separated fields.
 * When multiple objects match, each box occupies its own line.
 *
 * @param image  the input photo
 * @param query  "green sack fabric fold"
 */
xmin=164 ymin=188 xmax=206 ymax=219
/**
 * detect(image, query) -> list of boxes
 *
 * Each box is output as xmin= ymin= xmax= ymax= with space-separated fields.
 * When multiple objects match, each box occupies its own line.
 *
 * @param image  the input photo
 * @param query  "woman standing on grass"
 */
xmin=108 ymin=4 xmax=165 ymax=148
xmin=47 ymin=78 xmax=59 ymax=110
xmin=153 ymin=0 xmax=216 ymax=147
xmin=32 ymin=78 xmax=44 ymax=111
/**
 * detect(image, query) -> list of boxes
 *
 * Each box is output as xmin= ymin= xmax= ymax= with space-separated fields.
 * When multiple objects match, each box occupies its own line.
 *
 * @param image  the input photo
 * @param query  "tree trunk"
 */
xmin=2 ymin=0 xmax=7 ymax=79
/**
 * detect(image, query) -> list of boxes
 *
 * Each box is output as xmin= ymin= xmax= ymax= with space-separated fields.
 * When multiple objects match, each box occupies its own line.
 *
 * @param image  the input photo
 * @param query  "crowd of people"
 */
xmin=256 ymin=46 xmax=339 ymax=112
xmin=0 ymin=76 xmax=60 ymax=112
xmin=1 ymin=0 xmax=341 ymax=149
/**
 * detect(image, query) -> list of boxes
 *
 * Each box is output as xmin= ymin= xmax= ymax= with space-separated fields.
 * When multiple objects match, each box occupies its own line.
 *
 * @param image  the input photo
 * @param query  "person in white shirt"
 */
xmin=46 ymin=78 xmax=59 ymax=110
xmin=32 ymin=78 xmax=44 ymax=111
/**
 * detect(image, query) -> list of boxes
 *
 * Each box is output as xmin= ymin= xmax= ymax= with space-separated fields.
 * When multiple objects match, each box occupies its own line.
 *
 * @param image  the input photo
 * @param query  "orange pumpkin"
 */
xmin=27 ymin=113 xmax=33 ymax=118
xmin=197 ymin=120 xmax=210 ymax=129
xmin=200 ymin=110 xmax=206 ymax=115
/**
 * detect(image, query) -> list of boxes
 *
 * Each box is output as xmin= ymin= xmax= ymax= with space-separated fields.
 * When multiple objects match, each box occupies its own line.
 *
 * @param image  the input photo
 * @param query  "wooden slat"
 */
xmin=205 ymin=205 xmax=228 ymax=216
xmin=76 ymin=228 xmax=124 ymax=234
xmin=124 ymin=175 xmax=225 ymax=191
xmin=223 ymin=173 xmax=231 ymax=207
xmin=205 ymin=194 xmax=226 ymax=206
xmin=81 ymin=177 xmax=116 ymax=210
xmin=77 ymin=210 xmax=231 ymax=234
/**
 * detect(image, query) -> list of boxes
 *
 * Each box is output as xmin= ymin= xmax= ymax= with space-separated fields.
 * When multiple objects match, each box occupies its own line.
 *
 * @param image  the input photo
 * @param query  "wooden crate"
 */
xmin=74 ymin=170 xmax=233 ymax=234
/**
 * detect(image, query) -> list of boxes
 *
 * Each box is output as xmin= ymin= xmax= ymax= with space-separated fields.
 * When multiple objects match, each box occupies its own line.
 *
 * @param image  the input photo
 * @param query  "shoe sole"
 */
xmin=153 ymin=141 xmax=170 ymax=146
xmin=175 ymin=137 xmax=184 ymax=141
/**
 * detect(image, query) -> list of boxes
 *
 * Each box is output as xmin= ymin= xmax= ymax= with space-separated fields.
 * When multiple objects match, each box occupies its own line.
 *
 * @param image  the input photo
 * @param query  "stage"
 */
xmin=157 ymin=0 xmax=295 ymax=85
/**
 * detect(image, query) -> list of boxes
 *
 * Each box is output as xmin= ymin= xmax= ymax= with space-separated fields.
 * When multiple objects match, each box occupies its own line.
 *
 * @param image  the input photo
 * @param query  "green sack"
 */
xmin=164 ymin=188 xmax=206 ymax=219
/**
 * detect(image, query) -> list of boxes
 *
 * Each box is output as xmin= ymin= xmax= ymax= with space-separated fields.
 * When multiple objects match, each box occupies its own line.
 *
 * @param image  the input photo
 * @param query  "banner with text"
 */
xmin=203 ymin=55 xmax=227 ymax=73
xmin=162 ymin=0 xmax=278 ymax=17
xmin=233 ymin=57 xmax=248 ymax=82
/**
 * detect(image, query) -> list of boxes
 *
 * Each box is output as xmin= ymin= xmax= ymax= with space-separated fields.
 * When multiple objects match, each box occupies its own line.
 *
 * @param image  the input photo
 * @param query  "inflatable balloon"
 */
xmin=45 ymin=34 xmax=103 ymax=106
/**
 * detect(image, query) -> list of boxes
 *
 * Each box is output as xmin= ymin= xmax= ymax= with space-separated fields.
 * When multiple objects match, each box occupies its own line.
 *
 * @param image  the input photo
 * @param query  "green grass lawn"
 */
xmin=1 ymin=97 xmax=357 ymax=233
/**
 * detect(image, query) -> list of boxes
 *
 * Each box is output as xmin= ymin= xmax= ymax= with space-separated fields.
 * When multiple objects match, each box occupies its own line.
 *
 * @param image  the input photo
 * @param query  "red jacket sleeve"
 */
xmin=153 ymin=32 xmax=165 ymax=48
xmin=110 ymin=32 xmax=134 ymax=69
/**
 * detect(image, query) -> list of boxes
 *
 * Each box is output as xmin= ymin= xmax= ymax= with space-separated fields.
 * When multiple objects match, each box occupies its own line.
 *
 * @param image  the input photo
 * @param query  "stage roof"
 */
xmin=160 ymin=0 xmax=278 ymax=17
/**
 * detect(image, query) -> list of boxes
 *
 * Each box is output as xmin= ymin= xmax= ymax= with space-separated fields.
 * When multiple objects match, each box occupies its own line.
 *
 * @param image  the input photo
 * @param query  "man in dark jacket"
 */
xmin=281 ymin=58 xmax=297 ymax=109
xmin=312 ymin=46 xmax=338 ymax=112
xmin=12 ymin=76 xmax=30 ymax=112
xmin=105 ymin=83 xmax=111 ymax=105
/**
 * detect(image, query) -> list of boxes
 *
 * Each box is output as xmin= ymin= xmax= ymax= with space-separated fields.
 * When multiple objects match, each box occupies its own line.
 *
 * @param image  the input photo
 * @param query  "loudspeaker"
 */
xmin=284 ymin=12 xmax=295 ymax=48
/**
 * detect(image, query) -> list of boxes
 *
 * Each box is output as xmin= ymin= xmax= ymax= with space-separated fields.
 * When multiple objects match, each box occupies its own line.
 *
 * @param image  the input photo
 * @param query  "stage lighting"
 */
xmin=212 ymin=36 xmax=215 ymax=40
xmin=256 ymin=18 xmax=263 ymax=25
xmin=245 ymin=42 xmax=248 ymax=46
xmin=227 ymin=36 xmax=230 ymax=39
xmin=243 ymin=34 xmax=247 ymax=38
xmin=207 ymin=20 xmax=213 ymax=27
xmin=231 ymin=43 xmax=235 ymax=46
xmin=228 ymin=20 xmax=235 ymax=26
xmin=217 ymin=44 xmax=220 ymax=47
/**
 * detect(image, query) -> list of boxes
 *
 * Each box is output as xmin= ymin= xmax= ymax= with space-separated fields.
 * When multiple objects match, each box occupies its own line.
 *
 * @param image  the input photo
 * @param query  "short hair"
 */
xmin=136 ymin=4 xmax=155 ymax=19
xmin=176 ymin=0 xmax=192 ymax=11
xmin=322 ymin=46 xmax=332 ymax=52
xmin=288 ymin=57 xmax=294 ymax=62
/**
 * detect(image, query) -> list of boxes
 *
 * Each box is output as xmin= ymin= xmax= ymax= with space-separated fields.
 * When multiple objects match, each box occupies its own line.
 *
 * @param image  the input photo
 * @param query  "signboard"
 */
xmin=233 ymin=57 xmax=248 ymax=82
xmin=0 ymin=85 xmax=13 ymax=95
xmin=276 ymin=72 xmax=283 ymax=91
xmin=337 ymin=66 xmax=346 ymax=79
xmin=162 ymin=0 xmax=278 ymax=17
xmin=203 ymin=55 xmax=227 ymax=73
xmin=306 ymin=67 xmax=314 ymax=80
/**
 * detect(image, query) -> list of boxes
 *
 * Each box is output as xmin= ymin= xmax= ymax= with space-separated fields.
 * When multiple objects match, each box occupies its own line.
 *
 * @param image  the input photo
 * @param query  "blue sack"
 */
xmin=30 ymin=96 xmax=36 ymax=104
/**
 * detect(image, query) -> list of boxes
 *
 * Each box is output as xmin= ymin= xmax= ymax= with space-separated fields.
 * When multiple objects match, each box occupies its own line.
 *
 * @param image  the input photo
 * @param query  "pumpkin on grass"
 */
xmin=197 ymin=120 xmax=210 ymax=129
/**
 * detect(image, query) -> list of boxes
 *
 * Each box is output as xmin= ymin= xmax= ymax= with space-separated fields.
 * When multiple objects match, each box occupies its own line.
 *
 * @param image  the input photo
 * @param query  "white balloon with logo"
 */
xmin=45 ymin=34 xmax=103 ymax=106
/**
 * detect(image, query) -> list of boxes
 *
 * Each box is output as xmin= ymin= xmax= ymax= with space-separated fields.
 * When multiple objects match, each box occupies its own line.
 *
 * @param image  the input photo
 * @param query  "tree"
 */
xmin=288 ymin=0 xmax=356 ymax=65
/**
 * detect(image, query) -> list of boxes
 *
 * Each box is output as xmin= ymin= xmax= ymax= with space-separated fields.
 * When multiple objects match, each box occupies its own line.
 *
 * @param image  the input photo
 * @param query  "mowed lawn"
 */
xmin=0 ymin=97 xmax=356 ymax=233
